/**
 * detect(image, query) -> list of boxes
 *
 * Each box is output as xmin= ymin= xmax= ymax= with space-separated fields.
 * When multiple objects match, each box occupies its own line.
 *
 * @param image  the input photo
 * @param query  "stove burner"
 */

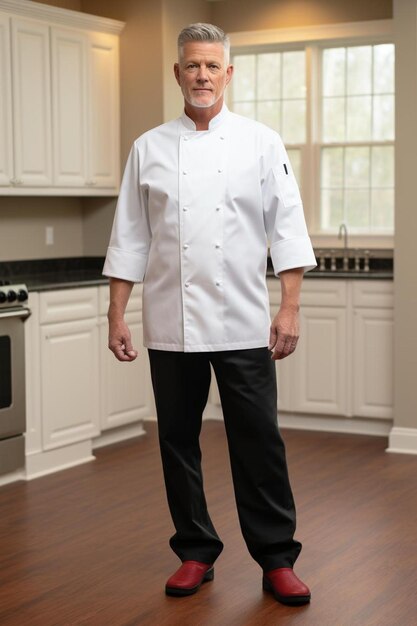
xmin=0 ymin=283 xmax=29 ymax=309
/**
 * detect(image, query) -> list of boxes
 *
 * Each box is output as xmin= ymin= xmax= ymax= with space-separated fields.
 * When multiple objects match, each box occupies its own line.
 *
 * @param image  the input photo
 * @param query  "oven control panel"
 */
xmin=0 ymin=283 xmax=29 ymax=308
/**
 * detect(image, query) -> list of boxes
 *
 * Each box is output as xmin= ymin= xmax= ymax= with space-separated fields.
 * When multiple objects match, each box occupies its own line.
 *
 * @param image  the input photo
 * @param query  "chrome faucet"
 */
xmin=338 ymin=223 xmax=349 ymax=271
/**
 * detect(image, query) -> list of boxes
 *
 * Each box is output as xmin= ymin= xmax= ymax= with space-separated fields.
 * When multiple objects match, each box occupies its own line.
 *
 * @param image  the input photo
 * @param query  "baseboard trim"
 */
xmin=387 ymin=427 xmax=417 ymax=455
xmin=25 ymin=440 xmax=95 ymax=480
xmin=93 ymin=421 xmax=146 ymax=449
xmin=0 ymin=469 xmax=25 ymax=488
xmin=147 ymin=407 xmax=392 ymax=437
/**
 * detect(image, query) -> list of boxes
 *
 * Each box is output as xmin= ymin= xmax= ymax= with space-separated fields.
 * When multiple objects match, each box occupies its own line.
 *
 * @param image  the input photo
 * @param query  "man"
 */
xmin=103 ymin=23 xmax=316 ymax=606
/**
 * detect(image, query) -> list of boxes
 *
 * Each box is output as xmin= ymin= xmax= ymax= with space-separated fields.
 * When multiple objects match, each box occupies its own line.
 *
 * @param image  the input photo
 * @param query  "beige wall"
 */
xmin=211 ymin=0 xmax=392 ymax=32
xmin=393 ymin=0 xmax=417 ymax=430
xmin=0 ymin=198 xmax=83 ymax=260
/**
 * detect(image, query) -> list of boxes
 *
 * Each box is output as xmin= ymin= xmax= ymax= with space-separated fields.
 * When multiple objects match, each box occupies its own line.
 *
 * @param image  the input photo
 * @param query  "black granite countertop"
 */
xmin=0 ymin=252 xmax=393 ymax=292
xmin=0 ymin=257 xmax=108 ymax=291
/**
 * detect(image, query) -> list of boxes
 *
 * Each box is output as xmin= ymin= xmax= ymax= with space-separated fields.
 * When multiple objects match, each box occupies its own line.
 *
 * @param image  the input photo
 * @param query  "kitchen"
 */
xmin=0 ymin=0 xmax=416 ymax=624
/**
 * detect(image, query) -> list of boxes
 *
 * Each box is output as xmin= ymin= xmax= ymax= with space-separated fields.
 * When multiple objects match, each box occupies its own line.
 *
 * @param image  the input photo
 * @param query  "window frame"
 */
xmin=228 ymin=19 xmax=394 ymax=249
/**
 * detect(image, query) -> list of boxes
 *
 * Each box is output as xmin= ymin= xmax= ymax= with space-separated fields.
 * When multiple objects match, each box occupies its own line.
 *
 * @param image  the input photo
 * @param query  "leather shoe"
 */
xmin=165 ymin=560 xmax=214 ymax=596
xmin=262 ymin=567 xmax=311 ymax=606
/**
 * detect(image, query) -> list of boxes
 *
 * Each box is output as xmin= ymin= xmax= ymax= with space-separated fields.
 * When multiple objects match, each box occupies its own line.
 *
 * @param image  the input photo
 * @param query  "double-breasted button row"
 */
xmin=184 ymin=280 xmax=222 ymax=288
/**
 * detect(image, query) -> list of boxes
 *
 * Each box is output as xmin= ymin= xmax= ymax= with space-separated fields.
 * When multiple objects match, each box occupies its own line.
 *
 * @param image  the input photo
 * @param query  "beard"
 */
xmin=183 ymin=88 xmax=220 ymax=109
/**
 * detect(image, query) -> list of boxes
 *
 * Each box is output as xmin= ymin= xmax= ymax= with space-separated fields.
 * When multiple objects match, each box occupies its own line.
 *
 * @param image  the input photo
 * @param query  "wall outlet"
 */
xmin=46 ymin=226 xmax=54 ymax=246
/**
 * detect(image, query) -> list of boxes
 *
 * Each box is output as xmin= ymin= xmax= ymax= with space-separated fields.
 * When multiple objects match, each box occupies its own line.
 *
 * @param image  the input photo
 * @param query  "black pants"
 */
xmin=148 ymin=347 xmax=302 ymax=572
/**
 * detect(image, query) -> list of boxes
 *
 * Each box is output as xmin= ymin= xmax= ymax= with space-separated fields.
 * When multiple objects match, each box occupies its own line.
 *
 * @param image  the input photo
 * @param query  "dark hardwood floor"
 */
xmin=1 ymin=420 xmax=417 ymax=626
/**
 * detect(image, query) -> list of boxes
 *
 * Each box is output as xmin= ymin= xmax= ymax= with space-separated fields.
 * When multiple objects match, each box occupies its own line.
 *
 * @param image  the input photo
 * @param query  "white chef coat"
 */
xmin=103 ymin=104 xmax=316 ymax=352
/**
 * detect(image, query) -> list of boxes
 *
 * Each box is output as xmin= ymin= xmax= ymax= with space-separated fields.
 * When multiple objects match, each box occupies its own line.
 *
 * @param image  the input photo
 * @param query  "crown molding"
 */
xmin=0 ymin=0 xmax=125 ymax=35
xmin=229 ymin=19 xmax=393 ymax=49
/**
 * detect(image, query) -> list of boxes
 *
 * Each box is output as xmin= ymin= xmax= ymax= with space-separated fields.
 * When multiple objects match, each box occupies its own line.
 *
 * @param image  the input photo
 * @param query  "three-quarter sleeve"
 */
xmin=102 ymin=142 xmax=151 ymax=282
xmin=262 ymin=132 xmax=316 ymax=276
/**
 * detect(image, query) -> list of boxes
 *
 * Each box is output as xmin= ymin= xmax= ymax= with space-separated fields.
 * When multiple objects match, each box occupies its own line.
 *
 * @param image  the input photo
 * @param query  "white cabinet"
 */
xmin=269 ymin=280 xmax=292 ymax=412
xmin=39 ymin=288 xmax=100 ymax=449
xmin=11 ymin=17 xmax=53 ymax=187
xmin=0 ymin=1 xmax=123 ymax=196
xmin=25 ymin=284 xmax=152 ymax=478
xmin=0 ymin=14 xmax=13 ymax=186
xmin=352 ymin=282 xmax=394 ymax=419
xmin=51 ymin=27 xmax=88 ymax=187
xmin=291 ymin=306 xmax=348 ymax=415
xmin=51 ymin=27 xmax=120 ymax=190
xmin=87 ymin=31 xmax=120 ymax=189
xmin=41 ymin=318 xmax=100 ymax=449
xmin=267 ymin=278 xmax=393 ymax=421
xmin=98 ymin=285 xmax=153 ymax=430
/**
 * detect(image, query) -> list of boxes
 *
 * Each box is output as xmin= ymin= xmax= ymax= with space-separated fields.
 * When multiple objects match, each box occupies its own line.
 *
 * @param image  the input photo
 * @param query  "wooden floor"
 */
xmin=1 ymin=421 xmax=417 ymax=626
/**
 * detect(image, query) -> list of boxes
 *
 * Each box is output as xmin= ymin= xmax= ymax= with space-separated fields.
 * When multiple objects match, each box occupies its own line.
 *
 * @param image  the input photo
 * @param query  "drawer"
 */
xmin=268 ymin=278 xmax=347 ymax=307
xmin=40 ymin=287 xmax=98 ymax=324
xmin=99 ymin=283 xmax=142 ymax=316
xmin=300 ymin=279 xmax=347 ymax=307
xmin=353 ymin=280 xmax=393 ymax=309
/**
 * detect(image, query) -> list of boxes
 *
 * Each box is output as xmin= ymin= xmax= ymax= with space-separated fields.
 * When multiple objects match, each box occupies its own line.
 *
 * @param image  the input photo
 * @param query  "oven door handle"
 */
xmin=0 ymin=308 xmax=31 ymax=320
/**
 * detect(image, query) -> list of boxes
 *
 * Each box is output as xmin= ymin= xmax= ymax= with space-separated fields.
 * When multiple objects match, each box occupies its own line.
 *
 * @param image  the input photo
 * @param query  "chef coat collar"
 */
xmin=180 ymin=103 xmax=230 ymax=131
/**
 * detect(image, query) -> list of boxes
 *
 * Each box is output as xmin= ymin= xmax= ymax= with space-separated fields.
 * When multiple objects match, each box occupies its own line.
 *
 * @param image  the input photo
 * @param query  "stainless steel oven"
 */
xmin=0 ymin=283 xmax=30 ymax=476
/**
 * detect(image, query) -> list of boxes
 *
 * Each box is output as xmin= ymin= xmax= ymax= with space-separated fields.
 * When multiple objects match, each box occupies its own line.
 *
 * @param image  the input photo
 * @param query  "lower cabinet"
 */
xmin=41 ymin=317 xmax=100 ymax=449
xmin=352 ymin=282 xmax=394 ymax=419
xmin=98 ymin=285 xmax=153 ymax=430
xmin=25 ymin=284 xmax=153 ymax=477
xmin=268 ymin=278 xmax=394 ymax=421
xmin=206 ymin=277 xmax=393 ymax=422
xmin=290 ymin=306 xmax=348 ymax=416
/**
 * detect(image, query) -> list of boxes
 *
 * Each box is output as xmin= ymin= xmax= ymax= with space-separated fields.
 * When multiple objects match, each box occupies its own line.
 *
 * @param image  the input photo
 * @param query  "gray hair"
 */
xmin=178 ymin=23 xmax=230 ymax=64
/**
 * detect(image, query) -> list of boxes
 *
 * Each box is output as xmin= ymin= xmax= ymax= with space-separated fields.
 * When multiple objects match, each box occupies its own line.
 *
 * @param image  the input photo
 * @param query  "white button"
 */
xmin=215 ymin=244 xmax=220 ymax=249
xmin=218 ymin=169 xmax=222 ymax=173
xmin=216 ymin=281 xmax=221 ymax=287
xmin=220 ymin=136 xmax=225 ymax=140
xmin=185 ymin=282 xmax=190 ymax=288
xmin=183 ymin=136 xmax=189 ymax=141
xmin=183 ymin=244 xmax=189 ymax=249
xmin=182 ymin=171 xmax=187 ymax=175
xmin=216 ymin=207 xmax=221 ymax=211
xmin=183 ymin=206 xmax=188 ymax=211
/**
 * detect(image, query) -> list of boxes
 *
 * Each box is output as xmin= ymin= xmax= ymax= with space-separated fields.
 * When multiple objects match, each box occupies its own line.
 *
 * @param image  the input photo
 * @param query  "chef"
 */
xmin=103 ymin=22 xmax=316 ymax=606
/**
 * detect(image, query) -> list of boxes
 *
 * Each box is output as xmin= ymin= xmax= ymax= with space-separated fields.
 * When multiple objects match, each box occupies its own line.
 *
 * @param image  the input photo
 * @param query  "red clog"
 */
xmin=165 ymin=560 xmax=214 ymax=596
xmin=263 ymin=567 xmax=311 ymax=606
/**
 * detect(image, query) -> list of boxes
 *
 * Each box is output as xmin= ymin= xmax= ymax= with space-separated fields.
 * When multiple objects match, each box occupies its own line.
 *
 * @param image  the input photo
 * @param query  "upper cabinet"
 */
xmin=12 ymin=17 xmax=53 ymax=187
xmin=0 ymin=1 xmax=124 ymax=196
xmin=0 ymin=13 xmax=13 ymax=187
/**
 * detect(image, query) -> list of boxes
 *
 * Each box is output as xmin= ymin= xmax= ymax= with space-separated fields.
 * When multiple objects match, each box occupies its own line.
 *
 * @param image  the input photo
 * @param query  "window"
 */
xmin=230 ymin=50 xmax=306 ymax=184
xmin=321 ymin=44 xmax=394 ymax=233
xmin=229 ymin=38 xmax=395 ymax=237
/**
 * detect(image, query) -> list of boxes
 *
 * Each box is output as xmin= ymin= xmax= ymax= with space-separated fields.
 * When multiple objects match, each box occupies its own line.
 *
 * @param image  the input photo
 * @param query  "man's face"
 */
xmin=174 ymin=41 xmax=233 ymax=109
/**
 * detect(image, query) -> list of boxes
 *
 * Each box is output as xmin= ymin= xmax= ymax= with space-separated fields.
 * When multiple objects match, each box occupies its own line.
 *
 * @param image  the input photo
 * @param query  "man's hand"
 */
xmin=268 ymin=304 xmax=300 ymax=361
xmin=108 ymin=317 xmax=138 ymax=362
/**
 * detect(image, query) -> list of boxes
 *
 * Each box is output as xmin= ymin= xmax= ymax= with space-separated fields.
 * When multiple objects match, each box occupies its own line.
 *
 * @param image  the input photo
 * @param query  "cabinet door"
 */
xmin=86 ymin=31 xmax=119 ymax=189
xmin=268 ymin=279 xmax=292 ymax=412
xmin=11 ymin=18 xmax=52 ymax=186
xmin=269 ymin=304 xmax=292 ymax=412
xmin=41 ymin=318 xmax=100 ymax=449
xmin=51 ymin=27 xmax=87 ymax=187
xmin=99 ymin=311 xmax=152 ymax=430
xmin=353 ymin=307 xmax=393 ymax=419
xmin=291 ymin=306 xmax=348 ymax=415
xmin=0 ymin=14 xmax=13 ymax=187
